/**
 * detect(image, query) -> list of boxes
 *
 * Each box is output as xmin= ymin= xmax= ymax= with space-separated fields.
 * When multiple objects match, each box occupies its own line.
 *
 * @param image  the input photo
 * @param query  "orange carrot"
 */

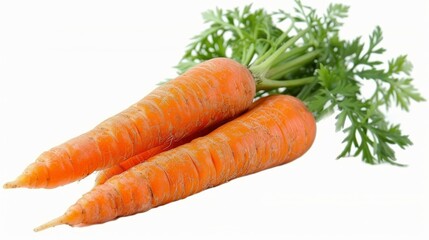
xmin=94 ymin=144 xmax=169 ymax=186
xmin=34 ymin=95 xmax=316 ymax=231
xmin=95 ymin=123 xmax=221 ymax=185
xmin=4 ymin=58 xmax=255 ymax=189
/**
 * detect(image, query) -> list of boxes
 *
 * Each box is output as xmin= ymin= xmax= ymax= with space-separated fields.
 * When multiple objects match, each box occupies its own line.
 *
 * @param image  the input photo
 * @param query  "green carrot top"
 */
xmin=173 ymin=0 xmax=424 ymax=165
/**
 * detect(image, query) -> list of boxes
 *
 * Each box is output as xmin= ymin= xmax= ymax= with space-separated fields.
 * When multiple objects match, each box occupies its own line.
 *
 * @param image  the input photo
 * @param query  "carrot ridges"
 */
xmin=36 ymin=95 xmax=316 ymax=229
xmin=5 ymin=58 xmax=255 ymax=189
xmin=94 ymin=122 xmax=222 ymax=185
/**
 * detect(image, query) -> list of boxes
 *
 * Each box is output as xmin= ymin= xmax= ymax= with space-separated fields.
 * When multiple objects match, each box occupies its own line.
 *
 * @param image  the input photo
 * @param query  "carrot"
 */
xmin=4 ymin=58 xmax=255 ymax=189
xmin=95 ymin=123 xmax=221 ymax=185
xmin=34 ymin=95 xmax=316 ymax=231
xmin=94 ymin=144 xmax=168 ymax=186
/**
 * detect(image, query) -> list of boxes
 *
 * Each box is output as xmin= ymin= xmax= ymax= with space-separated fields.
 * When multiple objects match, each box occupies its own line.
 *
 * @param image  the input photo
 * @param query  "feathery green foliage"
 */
xmin=173 ymin=1 xmax=424 ymax=165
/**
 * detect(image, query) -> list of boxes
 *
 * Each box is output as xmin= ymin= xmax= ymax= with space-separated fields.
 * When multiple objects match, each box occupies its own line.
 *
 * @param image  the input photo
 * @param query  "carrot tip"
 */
xmin=3 ymin=175 xmax=32 ymax=189
xmin=34 ymin=216 xmax=65 ymax=232
xmin=3 ymin=180 xmax=20 ymax=189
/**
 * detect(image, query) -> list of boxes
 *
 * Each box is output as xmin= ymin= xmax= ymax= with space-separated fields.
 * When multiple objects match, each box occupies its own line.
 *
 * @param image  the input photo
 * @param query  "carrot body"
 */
xmin=4 ymin=58 xmax=255 ymax=189
xmin=95 ymin=123 xmax=221 ymax=185
xmin=94 ymin=144 xmax=168 ymax=186
xmin=35 ymin=95 xmax=316 ymax=230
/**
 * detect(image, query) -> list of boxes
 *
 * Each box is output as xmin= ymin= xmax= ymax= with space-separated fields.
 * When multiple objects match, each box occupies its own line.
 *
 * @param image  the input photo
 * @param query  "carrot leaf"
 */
xmin=173 ymin=0 xmax=424 ymax=165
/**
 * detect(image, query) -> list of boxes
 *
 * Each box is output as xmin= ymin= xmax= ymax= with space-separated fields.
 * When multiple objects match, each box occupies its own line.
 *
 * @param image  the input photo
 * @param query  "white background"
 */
xmin=1 ymin=0 xmax=428 ymax=239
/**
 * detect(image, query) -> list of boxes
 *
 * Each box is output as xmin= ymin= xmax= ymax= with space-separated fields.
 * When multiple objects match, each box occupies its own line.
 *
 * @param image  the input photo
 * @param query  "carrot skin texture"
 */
xmin=37 ymin=95 xmax=316 ymax=229
xmin=94 ymin=144 xmax=170 ymax=186
xmin=5 ymin=58 xmax=255 ymax=189
xmin=95 ymin=123 xmax=222 ymax=185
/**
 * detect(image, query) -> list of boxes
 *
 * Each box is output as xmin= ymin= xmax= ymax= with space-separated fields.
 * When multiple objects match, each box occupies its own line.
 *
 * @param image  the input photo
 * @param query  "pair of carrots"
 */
xmin=4 ymin=58 xmax=316 ymax=230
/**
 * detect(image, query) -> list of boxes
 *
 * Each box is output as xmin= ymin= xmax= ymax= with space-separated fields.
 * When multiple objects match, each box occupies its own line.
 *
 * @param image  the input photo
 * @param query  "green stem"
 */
xmin=250 ymin=28 xmax=309 ymax=73
xmin=256 ymin=76 xmax=315 ymax=91
xmin=242 ymin=44 xmax=255 ymax=66
xmin=252 ymin=23 xmax=296 ymax=67
xmin=271 ymin=44 xmax=312 ymax=67
xmin=252 ymin=43 xmax=275 ymax=66
xmin=274 ymin=21 xmax=295 ymax=46
xmin=267 ymin=50 xmax=320 ymax=79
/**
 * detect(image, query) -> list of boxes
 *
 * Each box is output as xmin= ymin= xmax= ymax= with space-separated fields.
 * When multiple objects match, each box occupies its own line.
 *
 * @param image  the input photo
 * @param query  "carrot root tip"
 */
xmin=3 ymin=180 xmax=20 ymax=189
xmin=34 ymin=216 xmax=66 ymax=232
